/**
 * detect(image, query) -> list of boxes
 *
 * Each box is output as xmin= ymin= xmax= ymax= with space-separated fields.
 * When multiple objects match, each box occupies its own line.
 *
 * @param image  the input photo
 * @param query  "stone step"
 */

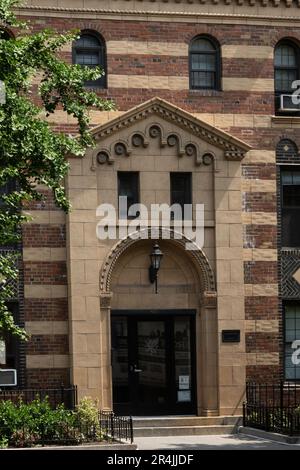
xmin=133 ymin=416 xmax=241 ymax=428
xmin=133 ymin=424 xmax=236 ymax=437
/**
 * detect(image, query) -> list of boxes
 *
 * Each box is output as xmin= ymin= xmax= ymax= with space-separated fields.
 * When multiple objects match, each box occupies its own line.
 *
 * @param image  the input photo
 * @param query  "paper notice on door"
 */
xmin=0 ymin=340 xmax=5 ymax=364
xmin=179 ymin=375 xmax=190 ymax=390
xmin=177 ymin=390 xmax=191 ymax=402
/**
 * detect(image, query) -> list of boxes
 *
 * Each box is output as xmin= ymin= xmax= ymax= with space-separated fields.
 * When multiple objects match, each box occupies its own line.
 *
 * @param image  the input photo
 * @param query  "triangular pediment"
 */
xmin=91 ymin=97 xmax=251 ymax=162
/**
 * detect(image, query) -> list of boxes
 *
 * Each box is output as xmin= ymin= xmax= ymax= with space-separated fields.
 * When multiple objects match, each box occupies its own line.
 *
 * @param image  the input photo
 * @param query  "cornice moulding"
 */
xmin=17 ymin=3 xmax=300 ymax=21
xmin=90 ymin=97 xmax=251 ymax=160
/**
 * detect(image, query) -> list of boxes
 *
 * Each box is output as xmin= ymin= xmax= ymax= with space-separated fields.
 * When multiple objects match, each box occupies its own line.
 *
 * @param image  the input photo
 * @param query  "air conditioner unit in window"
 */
xmin=280 ymin=94 xmax=300 ymax=112
xmin=0 ymin=369 xmax=17 ymax=386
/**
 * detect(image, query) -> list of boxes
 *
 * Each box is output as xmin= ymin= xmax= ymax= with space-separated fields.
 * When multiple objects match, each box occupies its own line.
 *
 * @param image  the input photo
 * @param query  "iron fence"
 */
xmin=4 ymin=421 xmax=102 ymax=447
xmin=0 ymin=385 xmax=78 ymax=410
xmin=100 ymin=410 xmax=133 ymax=443
xmin=243 ymin=382 xmax=300 ymax=436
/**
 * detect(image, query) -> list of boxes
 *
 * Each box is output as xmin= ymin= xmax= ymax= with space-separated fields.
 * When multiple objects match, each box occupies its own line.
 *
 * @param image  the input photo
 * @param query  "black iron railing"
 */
xmin=4 ymin=421 xmax=101 ymax=447
xmin=0 ymin=385 xmax=78 ymax=410
xmin=243 ymin=382 xmax=300 ymax=436
xmin=100 ymin=410 xmax=133 ymax=443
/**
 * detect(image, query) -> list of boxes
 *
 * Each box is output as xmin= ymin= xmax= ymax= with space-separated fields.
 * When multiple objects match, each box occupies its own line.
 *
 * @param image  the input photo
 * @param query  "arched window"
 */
xmin=274 ymin=40 xmax=300 ymax=113
xmin=189 ymin=36 xmax=220 ymax=90
xmin=73 ymin=32 xmax=106 ymax=88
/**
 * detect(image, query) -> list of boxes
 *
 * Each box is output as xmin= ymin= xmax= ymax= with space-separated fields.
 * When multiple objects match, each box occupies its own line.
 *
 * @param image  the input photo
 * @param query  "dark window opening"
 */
xmin=170 ymin=172 xmax=192 ymax=220
xmin=189 ymin=36 xmax=220 ymax=90
xmin=73 ymin=32 xmax=106 ymax=88
xmin=284 ymin=303 xmax=300 ymax=381
xmin=0 ymin=302 xmax=18 ymax=369
xmin=274 ymin=41 xmax=300 ymax=115
xmin=0 ymin=179 xmax=16 ymax=207
xmin=118 ymin=172 xmax=139 ymax=219
xmin=281 ymin=170 xmax=300 ymax=247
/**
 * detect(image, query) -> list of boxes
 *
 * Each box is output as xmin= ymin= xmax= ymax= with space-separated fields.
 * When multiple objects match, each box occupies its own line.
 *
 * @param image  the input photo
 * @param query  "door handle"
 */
xmin=130 ymin=365 xmax=143 ymax=373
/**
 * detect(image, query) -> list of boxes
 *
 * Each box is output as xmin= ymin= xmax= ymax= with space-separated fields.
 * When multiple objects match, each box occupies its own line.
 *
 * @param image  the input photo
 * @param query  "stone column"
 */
xmin=99 ymin=293 xmax=113 ymax=410
xmin=198 ymin=291 xmax=219 ymax=416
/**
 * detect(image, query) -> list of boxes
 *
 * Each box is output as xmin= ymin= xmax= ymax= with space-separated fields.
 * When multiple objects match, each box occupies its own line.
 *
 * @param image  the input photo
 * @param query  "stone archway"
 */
xmin=99 ymin=227 xmax=216 ymax=295
xmin=99 ymin=228 xmax=219 ymax=416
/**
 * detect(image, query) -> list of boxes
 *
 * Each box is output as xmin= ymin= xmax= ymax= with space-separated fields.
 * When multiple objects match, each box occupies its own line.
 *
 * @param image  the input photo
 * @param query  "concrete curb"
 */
xmin=238 ymin=426 xmax=300 ymax=445
xmin=3 ymin=442 xmax=137 ymax=451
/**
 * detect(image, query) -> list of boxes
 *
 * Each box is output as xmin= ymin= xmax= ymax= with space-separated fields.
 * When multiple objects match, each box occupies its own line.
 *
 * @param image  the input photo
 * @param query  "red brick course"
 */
xmin=26 ymin=335 xmax=69 ymax=355
xmin=23 ymin=189 xmax=61 ymax=211
xmin=242 ymin=164 xmax=277 ymax=180
xmin=24 ymin=299 xmax=68 ymax=321
xmin=246 ymin=332 xmax=280 ymax=353
xmin=26 ymin=369 xmax=70 ymax=388
xmin=243 ymin=192 xmax=277 ymax=212
xmin=244 ymin=261 xmax=278 ymax=284
xmin=23 ymin=224 xmax=66 ymax=248
xmin=246 ymin=365 xmax=281 ymax=382
xmin=244 ymin=225 xmax=277 ymax=249
xmin=245 ymin=296 xmax=279 ymax=321
xmin=20 ymin=16 xmax=300 ymax=47
xmin=24 ymin=261 xmax=67 ymax=285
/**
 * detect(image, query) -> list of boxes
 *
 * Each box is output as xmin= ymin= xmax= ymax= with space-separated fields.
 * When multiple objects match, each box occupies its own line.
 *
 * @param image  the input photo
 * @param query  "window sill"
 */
xmin=272 ymin=115 xmax=300 ymax=125
xmin=188 ymin=89 xmax=223 ymax=97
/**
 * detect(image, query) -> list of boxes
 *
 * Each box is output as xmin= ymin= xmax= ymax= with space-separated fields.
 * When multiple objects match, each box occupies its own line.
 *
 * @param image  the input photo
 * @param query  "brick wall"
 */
xmin=17 ymin=10 xmax=300 ymax=387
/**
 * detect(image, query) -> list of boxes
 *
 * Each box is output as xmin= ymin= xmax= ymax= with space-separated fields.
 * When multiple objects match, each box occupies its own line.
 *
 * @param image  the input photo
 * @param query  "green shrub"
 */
xmin=0 ymin=396 xmax=103 ymax=447
xmin=75 ymin=397 xmax=102 ymax=441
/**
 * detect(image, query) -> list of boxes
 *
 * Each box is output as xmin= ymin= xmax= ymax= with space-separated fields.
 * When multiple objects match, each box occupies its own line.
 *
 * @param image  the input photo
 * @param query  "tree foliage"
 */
xmin=0 ymin=0 xmax=114 ymax=339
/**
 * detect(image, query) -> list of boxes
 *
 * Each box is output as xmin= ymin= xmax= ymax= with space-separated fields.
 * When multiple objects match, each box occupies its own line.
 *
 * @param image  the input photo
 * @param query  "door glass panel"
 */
xmin=111 ymin=317 xmax=129 ymax=405
xmin=174 ymin=317 xmax=192 ymax=403
xmin=137 ymin=321 xmax=167 ymax=409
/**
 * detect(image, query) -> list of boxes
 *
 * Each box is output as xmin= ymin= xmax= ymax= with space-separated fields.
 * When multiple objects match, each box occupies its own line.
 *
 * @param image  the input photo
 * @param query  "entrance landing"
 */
xmin=133 ymin=415 xmax=242 ymax=437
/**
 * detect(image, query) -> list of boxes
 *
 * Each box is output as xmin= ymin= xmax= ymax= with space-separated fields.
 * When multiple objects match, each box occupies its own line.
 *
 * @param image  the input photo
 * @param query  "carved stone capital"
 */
xmin=201 ymin=290 xmax=217 ymax=308
xmin=100 ymin=292 xmax=113 ymax=308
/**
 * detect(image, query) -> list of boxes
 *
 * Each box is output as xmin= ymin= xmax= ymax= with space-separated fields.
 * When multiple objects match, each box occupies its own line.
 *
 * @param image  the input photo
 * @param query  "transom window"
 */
xmin=73 ymin=32 xmax=106 ymax=88
xmin=284 ymin=304 xmax=300 ymax=381
xmin=281 ymin=170 xmax=300 ymax=248
xmin=189 ymin=36 xmax=220 ymax=90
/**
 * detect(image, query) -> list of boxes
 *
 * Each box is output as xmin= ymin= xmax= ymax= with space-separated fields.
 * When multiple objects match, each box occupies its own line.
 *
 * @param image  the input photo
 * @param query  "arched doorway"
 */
xmin=99 ymin=230 xmax=217 ymax=416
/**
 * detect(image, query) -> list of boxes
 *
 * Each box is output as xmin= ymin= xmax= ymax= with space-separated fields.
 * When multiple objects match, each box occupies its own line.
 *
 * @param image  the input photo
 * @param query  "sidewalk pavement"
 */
xmin=134 ymin=433 xmax=300 ymax=450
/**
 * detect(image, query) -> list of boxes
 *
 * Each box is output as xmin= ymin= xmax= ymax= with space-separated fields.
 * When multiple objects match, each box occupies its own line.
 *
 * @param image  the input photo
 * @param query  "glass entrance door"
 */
xmin=111 ymin=311 xmax=196 ymax=415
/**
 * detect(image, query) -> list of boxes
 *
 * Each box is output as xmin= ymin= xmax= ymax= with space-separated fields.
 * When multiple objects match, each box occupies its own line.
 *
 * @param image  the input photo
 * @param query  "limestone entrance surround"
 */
xmin=66 ymin=97 xmax=251 ymax=416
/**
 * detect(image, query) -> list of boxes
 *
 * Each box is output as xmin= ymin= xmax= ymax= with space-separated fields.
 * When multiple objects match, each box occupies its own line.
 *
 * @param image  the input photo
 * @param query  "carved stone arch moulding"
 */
xmin=99 ymin=227 xmax=216 ymax=296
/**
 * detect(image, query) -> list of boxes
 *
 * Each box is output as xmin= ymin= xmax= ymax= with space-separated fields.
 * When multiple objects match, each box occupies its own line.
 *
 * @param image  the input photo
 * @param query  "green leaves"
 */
xmin=0 ymin=0 xmax=115 ymax=340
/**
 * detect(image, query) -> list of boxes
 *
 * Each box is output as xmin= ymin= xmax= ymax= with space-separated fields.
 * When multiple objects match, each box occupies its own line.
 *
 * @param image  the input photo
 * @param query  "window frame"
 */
xmin=283 ymin=302 xmax=300 ymax=382
xmin=189 ymin=35 xmax=221 ymax=91
xmin=274 ymin=39 xmax=300 ymax=114
xmin=117 ymin=171 xmax=140 ymax=220
xmin=0 ymin=302 xmax=18 ymax=368
xmin=280 ymin=168 xmax=300 ymax=248
xmin=72 ymin=30 xmax=107 ymax=89
xmin=170 ymin=172 xmax=192 ymax=220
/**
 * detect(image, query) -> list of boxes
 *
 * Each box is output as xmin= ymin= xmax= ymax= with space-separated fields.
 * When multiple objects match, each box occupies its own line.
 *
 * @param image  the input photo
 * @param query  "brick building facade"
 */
xmin=1 ymin=0 xmax=300 ymax=416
